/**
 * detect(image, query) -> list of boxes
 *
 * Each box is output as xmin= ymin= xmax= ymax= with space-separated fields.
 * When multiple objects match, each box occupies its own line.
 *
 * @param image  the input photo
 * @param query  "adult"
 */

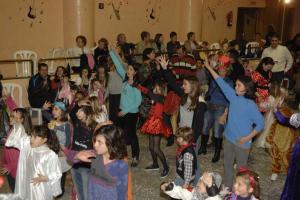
xmin=136 ymin=31 xmax=155 ymax=63
xmin=199 ymin=62 xmax=233 ymax=163
xmin=153 ymin=33 xmax=166 ymax=54
xmin=261 ymin=33 xmax=293 ymax=84
xmin=228 ymin=49 xmax=245 ymax=83
xmin=69 ymin=35 xmax=92 ymax=73
xmin=265 ymin=25 xmax=276 ymax=47
xmin=28 ymin=63 xmax=54 ymax=108
xmin=251 ymin=57 xmax=274 ymax=112
xmin=167 ymin=32 xmax=180 ymax=57
xmin=184 ymin=32 xmax=200 ymax=54
xmin=94 ymin=38 xmax=109 ymax=67
xmin=116 ymin=33 xmax=135 ymax=61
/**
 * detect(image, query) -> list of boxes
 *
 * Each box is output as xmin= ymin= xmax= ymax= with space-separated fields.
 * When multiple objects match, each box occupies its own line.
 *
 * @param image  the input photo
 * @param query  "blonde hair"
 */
xmin=176 ymin=127 xmax=194 ymax=143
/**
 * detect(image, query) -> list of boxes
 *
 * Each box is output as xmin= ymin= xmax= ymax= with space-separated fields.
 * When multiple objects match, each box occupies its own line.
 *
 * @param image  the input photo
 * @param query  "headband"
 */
xmin=53 ymin=101 xmax=67 ymax=111
xmin=238 ymin=167 xmax=257 ymax=189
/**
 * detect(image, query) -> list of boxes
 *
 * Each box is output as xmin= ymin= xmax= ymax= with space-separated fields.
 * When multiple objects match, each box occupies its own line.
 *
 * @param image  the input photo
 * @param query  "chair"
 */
xmin=30 ymin=108 xmax=43 ymax=125
xmin=47 ymin=48 xmax=66 ymax=74
xmin=14 ymin=50 xmax=38 ymax=77
xmin=245 ymin=42 xmax=260 ymax=56
xmin=2 ymin=83 xmax=23 ymax=107
xmin=210 ymin=43 xmax=221 ymax=50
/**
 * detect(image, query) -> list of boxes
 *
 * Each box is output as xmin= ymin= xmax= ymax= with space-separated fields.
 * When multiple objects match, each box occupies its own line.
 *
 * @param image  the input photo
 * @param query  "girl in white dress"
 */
xmin=5 ymin=125 xmax=62 ymax=200
xmin=255 ymin=84 xmax=287 ymax=148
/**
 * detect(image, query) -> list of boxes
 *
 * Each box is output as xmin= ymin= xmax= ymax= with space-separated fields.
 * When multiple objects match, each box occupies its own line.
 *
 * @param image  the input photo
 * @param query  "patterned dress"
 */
xmin=251 ymin=71 xmax=271 ymax=112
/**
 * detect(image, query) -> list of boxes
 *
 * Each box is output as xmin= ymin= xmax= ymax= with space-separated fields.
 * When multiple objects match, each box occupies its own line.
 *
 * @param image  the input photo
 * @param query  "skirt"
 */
xmin=140 ymin=115 xmax=172 ymax=138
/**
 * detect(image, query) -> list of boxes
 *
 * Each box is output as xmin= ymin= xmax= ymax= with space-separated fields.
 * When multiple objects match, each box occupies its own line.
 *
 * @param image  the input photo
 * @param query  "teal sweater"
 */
xmin=109 ymin=50 xmax=142 ymax=114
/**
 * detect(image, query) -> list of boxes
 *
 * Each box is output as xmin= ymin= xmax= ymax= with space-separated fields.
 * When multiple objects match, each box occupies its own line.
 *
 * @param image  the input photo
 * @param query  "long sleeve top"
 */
xmin=262 ymin=45 xmax=293 ymax=73
xmin=109 ymin=50 xmax=142 ymax=115
xmin=215 ymin=77 xmax=264 ymax=148
xmin=5 ymin=124 xmax=62 ymax=200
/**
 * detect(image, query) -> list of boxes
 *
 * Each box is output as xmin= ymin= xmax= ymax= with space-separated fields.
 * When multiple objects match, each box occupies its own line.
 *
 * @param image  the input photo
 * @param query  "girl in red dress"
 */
xmin=251 ymin=57 xmax=274 ymax=112
xmin=137 ymin=82 xmax=171 ymax=178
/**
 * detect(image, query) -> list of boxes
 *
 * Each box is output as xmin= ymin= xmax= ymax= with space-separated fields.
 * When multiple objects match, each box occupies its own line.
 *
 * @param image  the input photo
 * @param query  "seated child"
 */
xmin=161 ymin=172 xmax=222 ymax=200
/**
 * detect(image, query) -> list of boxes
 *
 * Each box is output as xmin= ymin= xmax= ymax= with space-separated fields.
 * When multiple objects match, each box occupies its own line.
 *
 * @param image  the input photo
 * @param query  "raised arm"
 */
xmin=5 ymin=123 xmax=29 ymax=150
xmin=109 ymin=49 xmax=126 ymax=79
xmin=137 ymin=85 xmax=164 ymax=103
xmin=204 ymin=57 xmax=237 ymax=102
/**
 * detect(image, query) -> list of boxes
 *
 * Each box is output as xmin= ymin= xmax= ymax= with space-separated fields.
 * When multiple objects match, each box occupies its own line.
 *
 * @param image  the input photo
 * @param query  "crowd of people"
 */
xmin=0 ymin=30 xmax=300 ymax=200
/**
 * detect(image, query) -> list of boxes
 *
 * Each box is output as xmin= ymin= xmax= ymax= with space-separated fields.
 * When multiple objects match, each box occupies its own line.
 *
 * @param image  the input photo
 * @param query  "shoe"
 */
xmin=160 ymin=167 xmax=169 ymax=178
xmin=131 ymin=158 xmax=139 ymax=167
xmin=198 ymin=135 xmax=209 ymax=155
xmin=270 ymin=173 xmax=278 ymax=181
xmin=166 ymin=135 xmax=175 ymax=147
xmin=212 ymin=138 xmax=222 ymax=163
xmin=145 ymin=164 xmax=159 ymax=171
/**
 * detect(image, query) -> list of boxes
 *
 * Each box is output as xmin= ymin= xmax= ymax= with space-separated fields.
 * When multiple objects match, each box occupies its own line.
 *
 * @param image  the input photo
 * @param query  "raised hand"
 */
xmin=156 ymin=55 xmax=169 ymax=70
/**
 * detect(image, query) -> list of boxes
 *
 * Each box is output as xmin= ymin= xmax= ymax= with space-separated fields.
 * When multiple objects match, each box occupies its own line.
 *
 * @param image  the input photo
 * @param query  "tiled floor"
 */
xmin=0 ymin=132 xmax=288 ymax=200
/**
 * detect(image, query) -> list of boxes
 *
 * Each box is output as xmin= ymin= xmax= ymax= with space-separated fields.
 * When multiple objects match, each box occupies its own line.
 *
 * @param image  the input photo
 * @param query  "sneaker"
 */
xmin=270 ymin=173 xmax=278 ymax=181
xmin=160 ymin=167 xmax=170 ymax=178
xmin=130 ymin=158 xmax=139 ymax=168
xmin=145 ymin=164 xmax=160 ymax=171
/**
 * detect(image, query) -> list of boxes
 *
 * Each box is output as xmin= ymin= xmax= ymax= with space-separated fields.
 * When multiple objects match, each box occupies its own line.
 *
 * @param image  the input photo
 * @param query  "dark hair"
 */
xmin=93 ymin=124 xmax=127 ymax=160
xmin=76 ymin=35 xmax=87 ymax=46
xmin=117 ymin=33 xmax=125 ymax=42
xmin=154 ymin=33 xmax=163 ymax=52
xmin=124 ymin=61 xmax=140 ymax=85
xmin=176 ymin=44 xmax=186 ymax=52
xmin=170 ymin=32 xmax=177 ymax=38
xmin=176 ymin=127 xmax=194 ymax=143
xmin=79 ymin=66 xmax=91 ymax=79
xmin=142 ymin=48 xmax=155 ymax=61
xmin=270 ymin=33 xmax=280 ymax=40
xmin=54 ymin=66 xmax=67 ymax=80
xmin=98 ymin=38 xmax=109 ymax=50
xmin=96 ymin=66 xmax=109 ymax=87
xmin=141 ymin=31 xmax=150 ymax=40
xmin=32 ymin=125 xmax=60 ymax=154
xmin=256 ymin=57 xmax=274 ymax=79
xmin=228 ymin=49 xmax=240 ymax=63
xmin=237 ymin=76 xmax=256 ymax=100
xmin=13 ymin=108 xmax=32 ymax=135
xmin=187 ymin=32 xmax=195 ymax=40
xmin=38 ymin=63 xmax=48 ymax=71
xmin=236 ymin=169 xmax=260 ymax=198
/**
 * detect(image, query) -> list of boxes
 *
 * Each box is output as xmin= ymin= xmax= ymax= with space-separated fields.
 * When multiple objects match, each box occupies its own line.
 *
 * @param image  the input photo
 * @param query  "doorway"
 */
xmin=236 ymin=8 xmax=260 ymax=41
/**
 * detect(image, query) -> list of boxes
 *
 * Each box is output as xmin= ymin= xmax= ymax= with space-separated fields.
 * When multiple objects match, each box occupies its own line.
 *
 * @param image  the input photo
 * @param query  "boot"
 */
xmin=198 ymin=135 xmax=209 ymax=155
xmin=212 ymin=138 xmax=222 ymax=163
xmin=166 ymin=134 xmax=175 ymax=147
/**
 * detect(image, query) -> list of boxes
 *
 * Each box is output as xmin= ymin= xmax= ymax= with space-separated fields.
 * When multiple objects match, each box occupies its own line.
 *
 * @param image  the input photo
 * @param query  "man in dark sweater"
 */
xmin=28 ymin=63 xmax=54 ymax=108
xmin=167 ymin=32 xmax=180 ymax=58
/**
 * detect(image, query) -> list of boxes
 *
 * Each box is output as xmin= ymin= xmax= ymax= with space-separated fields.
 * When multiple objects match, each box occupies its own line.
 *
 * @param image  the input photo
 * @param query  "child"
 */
xmin=89 ymin=78 xmax=105 ymax=106
xmin=174 ymin=127 xmax=198 ymax=188
xmin=255 ymin=85 xmax=287 ymax=148
xmin=48 ymin=101 xmax=73 ymax=196
xmin=5 ymin=125 xmax=62 ymax=200
xmin=1 ymin=108 xmax=32 ymax=192
xmin=203 ymin=56 xmax=264 ymax=188
xmin=56 ymin=75 xmax=73 ymax=105
xmin=74 ymin=124 xmax=128 ymax=200
xmin=137 ymin=82 xmax=171 ymax=178
xmin=89 ymin=96 xmax=108 ymax=124
xmin=161 ymin=172 xmax=222 ymax=200
xmin=109 ymin=49 xmax=142 ymax=167
xmin=225 ymin=167 xmax=260 ymax=200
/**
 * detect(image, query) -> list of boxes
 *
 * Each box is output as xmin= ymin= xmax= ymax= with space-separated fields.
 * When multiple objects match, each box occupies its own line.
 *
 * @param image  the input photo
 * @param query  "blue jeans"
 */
xmin=71 ymin=167 xmax=91 ymax=200
xmin=202 ymin=105 xmax=226 ymax=139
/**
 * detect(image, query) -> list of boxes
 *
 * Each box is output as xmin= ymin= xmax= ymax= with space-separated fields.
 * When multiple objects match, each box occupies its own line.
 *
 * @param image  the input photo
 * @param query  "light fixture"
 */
xmin=284 ymin=0 xmax=291 ymax=4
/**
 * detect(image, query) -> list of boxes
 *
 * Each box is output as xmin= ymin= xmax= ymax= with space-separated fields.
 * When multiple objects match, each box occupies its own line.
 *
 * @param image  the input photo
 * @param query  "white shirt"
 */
xmin=5 ymin=124 xmax=62 ymax=200
xmin=262 ymin=45 xmax=293 ymax=73
xmin=69 ymin=47 xmax=92 ymax=67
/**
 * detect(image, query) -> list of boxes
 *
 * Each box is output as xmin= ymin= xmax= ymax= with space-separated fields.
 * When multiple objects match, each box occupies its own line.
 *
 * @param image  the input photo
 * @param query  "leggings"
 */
xmin=149 ymin=135 xmax=168 ymax=169
xmin=120 ymin=113 xmax=140 ymax=159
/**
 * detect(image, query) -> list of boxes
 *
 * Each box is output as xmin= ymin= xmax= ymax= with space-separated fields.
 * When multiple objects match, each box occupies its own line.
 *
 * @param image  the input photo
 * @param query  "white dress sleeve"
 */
xmin=164 ymin=184 xmax=193 ymax=200
xmin=5 ymin=123 xmax=29 ymax=150
xmin=45 ymin=152 xmax=62 ymax=197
